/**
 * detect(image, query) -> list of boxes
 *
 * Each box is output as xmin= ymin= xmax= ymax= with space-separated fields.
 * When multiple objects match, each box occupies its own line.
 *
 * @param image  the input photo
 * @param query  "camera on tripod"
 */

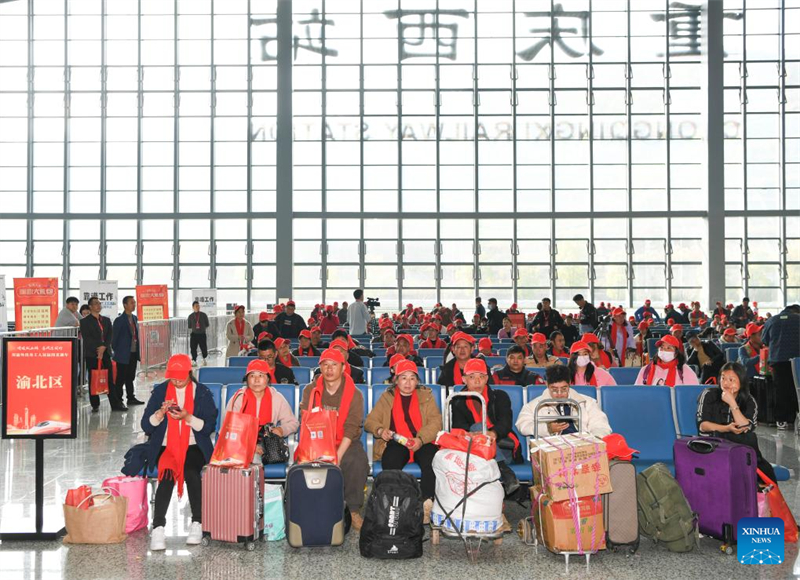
xmin=366 ymin=297 xmax=381 ymax=311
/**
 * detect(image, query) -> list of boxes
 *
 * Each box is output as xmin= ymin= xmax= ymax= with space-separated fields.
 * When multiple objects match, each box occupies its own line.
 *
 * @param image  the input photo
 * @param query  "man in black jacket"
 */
xmin=252 ymin=311 xmax=280 ymax=343
xmin=255 ymin=339 xmax=297 ymax=384
xmin=187 ymin=301 xmax=210 ymax=365
xmin=573 ymin=294 xmax=598 ymax=334
xmin=492 ymin=345 xmax=544 ymax=386
xmin=731 ymin=297 xmax=756 ymax=329
xmin=686 ymin=335 xmax=726 ymax=384
xmin=451 ymin=358 xmax=522 ymax=496
xmin=80 ymin=297 xmax=125 ymax=412
xmin=530 ymin=297 xmax=563 ymax=338
xmin=485 ymin=298 xmax=506 ymax=335
xmin=381 ymin=334 xmax=423 ymax=367
xmin=664 ymin=303 xmax=688 ymax=325
xmin=273 ymin=300 xmax=307 ymax=338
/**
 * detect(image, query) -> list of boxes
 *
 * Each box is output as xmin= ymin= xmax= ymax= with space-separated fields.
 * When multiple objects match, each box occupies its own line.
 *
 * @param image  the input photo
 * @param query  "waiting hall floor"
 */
xmin=1 ymin=370 xmax=799 ymax=580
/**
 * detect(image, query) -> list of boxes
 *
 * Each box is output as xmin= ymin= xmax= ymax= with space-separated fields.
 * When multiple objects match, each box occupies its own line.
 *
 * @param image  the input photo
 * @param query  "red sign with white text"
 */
xmin=2 ymin=339 xmax=77 ymax=438
xmin=136 ymin=285 xmax=170 ymax=322
xmin=13 ymin=278 xmax=59 ymax=330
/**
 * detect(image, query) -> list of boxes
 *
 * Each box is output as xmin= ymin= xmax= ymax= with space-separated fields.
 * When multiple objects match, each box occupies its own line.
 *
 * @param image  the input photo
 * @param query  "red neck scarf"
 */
xmin=241 ymin=387 xmax=273 ymax=427
xmin=297 ymin=345 xmax=314 ymax=357
xmin=311 ymin=374 xmax=356 ymax=446
xmin=420 ymin=338 xmax=445 ymax=349
xmin=594 ymin=350 xmax=612 ymax=369
xmin=532 ymin=351 xmax=549 ymax=366
xmin=158 ymin=381 xmax=195 ymax=498
xmin=646 ymin=358 xmax=679 ymax=386
xmin=551 ymin=348 xmax=568 ymax=358
xmin=464 ymin=386 xmax=519 ymax=454
xmin=610 ymin=323 xmax=626 ymax=350
xmin=391 ymin=389 xmax=422 ymax=461
xmin=573 ymin=364 xmax=598 ymax=387
xmin=453 ymin=360 xmax=467 ymax=385
xmin=234 ymin=318 xmax=246 ymax=350
xmin=278 ymin=352 xmax=293 ymax=367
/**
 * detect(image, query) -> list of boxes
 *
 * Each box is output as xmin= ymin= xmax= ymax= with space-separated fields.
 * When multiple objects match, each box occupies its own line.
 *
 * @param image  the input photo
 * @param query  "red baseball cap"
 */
xmin=603 ymin=433 xmax=639 ymax=461
xmin=452 ymin=332 xmax=476 ymax=346
xmin=383 ymin=327 xmax=396 ymax=336
xmin=678 ymin=303 xmax=687 ymax=309
xmin=394 ymin=360 xmax=419 ymax=378
xmin=396 ymin=334 xmax=414 ymax=347
xmin=638 ymin=321 xmax=649 ymax=331
xmin=570 ymin=341 xmax=590 ymax=354
xmin=244 ymin=359 xmax=271 ymax=380
xmin=670 ymin=324 xmax=683 ymax=332
xmin=530 ymin=332 xmax=547 ymax=344
xmin=165 ymin=354 xmax=192 ymax=380
xmin=581 ymin=333 xmax=600 ymax=344
xmin=329 ymin=338 xmax=349 ymax=351
xmin=723 ymin=328 xmax=736 ymax=336
xmin=656 ymin=334 xmax=681 ymax=349
xmin=513 ymin=327 xmax=528 ymax=339
xmin=286 ymin=300 xmax=296 ymax=307
xmin=478 ymin=337 xmax=493 ymax=350
xmin=511 ymin=303 xmax=518 ymax=309
xmin=463 ymin=358 xmax=488 ymax=376
xmin=257 ymin=331 xmax=270 ymax=342
xmin=259 ymin=311 xmax=270 ymax=322
xmin=319 ymin=348 xmax=345 ymax=365
xmin=310 ymin=326 xmax=321 ymax=334
xmin=389 ymin=353 xmax=406 ymax=368
xmin=234 ymin=304 xmax=245 ymax=313
xmin=273 ymin=337 xmax=288 ymax=349
xmin=645 ymin=299 xmax=651 ymax=305
xmin=745 ymin=322 xmax=763 ymax=338
xmin=612 ymin=307 xmax=625 ymax=317
xmin=299 ymin=329 xmax=311 ymax=339
xmin=446 ymin=324 xmax=455 ymax=332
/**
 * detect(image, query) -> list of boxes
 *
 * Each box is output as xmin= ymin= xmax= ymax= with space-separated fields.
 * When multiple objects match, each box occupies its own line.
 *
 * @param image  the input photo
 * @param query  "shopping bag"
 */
xmin=210 ymin=391 xmax=259 ymax=467
xmin=102 ymin=475 xmax=149 ymax=534
xmin=434 ymin=428 xmax=497 ymax=461
xmin=111 ymin=360 xmax=118 ymax=383
xmin=90 ymin=358 xmax=109 ymax=396
xmin=263 ymin=484 xmax=286 ymax=541
xmin=757 ymin=489 xmax=770 ymax=518
xmin=65 ymin=485 xmax=94 ymax=511
xmin=63 ymin=491 xmax=128 ymax=544
xmin=757 ymin=469 xmax=798 ymax=542
xmin=294 ymin=408 xmax=338 ymax=464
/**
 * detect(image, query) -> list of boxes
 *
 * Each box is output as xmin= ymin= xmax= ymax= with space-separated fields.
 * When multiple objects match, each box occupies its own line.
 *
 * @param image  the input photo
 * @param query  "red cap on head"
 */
xmin=257 ymin=331 xmax=270 ymax=342
xmin=325 ymin=305 xmax=333 ymax=312
xmin=745 ymin=322 xmax=763 ymax=338
xmin=599 ymin=302 xmax=605 ymax=307
xmin=581 ymin=333 xmax=600 ymax=344
xmin=463 ymin=358 xmax=488 ymax=376
xmin=446 ymin=324 xmax=455 ymax=332
xmin=234 ymin=304 xmax=245 ymax=313
xmin=333 ymin=302 xmax=338 ymax=307
xmin=511 ymin=303 xmax=518 ymax=309
xmin=723 ymin=328 xmax=736 ymax=336
xmin=645 ymin=299 xmax=651 ymax=305
xmin=396 ymin=334 xmax=414 ymax=347
xmin=319 ymin=348 xmax=345 ymax=365
xmin=165 ymin=354 xmax=192 ymax=380
xmin=638 ymin=321 xmax=649 ymax=331
xmin=612 ymin=307 xmax=625 ymax=317
xmin=383 ymin=327 xmax=396 ymax=336
xmin=389 ymin=353 xmax=406 ymax=368
xmin=286 ymin=300 xmax=296 ymax=307
xmin=478 ymin=337 xmax=493 ymax=350
xmin=678 ymin=303 xmax=686 ymax=309
xmin=667 ymin=318 xmax=675 ymax=325
xmin=670 ymin=324 xmax=683 ymax=332
xmin=329 ymin=338 xmax=349 ymax=351
xmin=570 ymin=341 xmax=590 ymax=354
xmin=299 ymin=329 xmax=311 ymax=339
xmin=656 ymin=334 xmax=681 ymax=349
xmin=273 ymin=337 xmax=287 ymax=349
xmin=452 ymin=331 xmax=476 ymax=346
xmin=530 ymin=332 xmax=547 ymax=344
xmin=310 ymin=326 xmax=321 ymax=334
xmin=394 ymin=360 xmax=419 ymax=378
xmin=244 ymin=359 xmax=271 ymax=379
xmin=259 ymin=311 xmax=269 ymax=322
xmin=513 ymin=327 xmax=528 ymax=339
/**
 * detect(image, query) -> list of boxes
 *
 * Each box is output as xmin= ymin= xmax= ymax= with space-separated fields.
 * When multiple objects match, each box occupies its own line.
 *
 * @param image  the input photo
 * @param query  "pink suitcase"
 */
xmin=201 ymin=463 xmax=264 ymax=550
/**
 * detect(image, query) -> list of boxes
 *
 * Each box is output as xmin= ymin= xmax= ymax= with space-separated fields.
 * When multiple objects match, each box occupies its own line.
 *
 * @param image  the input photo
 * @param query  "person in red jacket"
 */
xmin=319 ymin=305 xmax=340 ymax=335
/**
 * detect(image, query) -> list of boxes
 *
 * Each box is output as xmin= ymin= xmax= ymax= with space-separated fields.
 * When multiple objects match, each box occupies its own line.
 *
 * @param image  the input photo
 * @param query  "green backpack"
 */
xmin=636 ymin=463 xmax=699 ymax=553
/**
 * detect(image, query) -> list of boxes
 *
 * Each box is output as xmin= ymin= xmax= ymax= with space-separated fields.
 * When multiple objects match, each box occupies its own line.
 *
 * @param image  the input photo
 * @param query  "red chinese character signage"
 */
xmin=136 ymin=284 xmax=170 ymax=322
xmin=2 ymin=338 xmax=78 ymax=439
xmin=13 ymin=278 xmax=59 ymax=330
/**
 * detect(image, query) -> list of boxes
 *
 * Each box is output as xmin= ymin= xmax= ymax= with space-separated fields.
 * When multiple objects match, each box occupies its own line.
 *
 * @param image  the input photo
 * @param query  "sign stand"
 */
xmin=0 ymin=439 xmax=66 ymax=541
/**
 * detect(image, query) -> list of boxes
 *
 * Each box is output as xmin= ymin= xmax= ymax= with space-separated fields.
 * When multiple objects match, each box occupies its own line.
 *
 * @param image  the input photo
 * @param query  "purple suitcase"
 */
xmin=673 ymin=437 xmax=757 ymax=546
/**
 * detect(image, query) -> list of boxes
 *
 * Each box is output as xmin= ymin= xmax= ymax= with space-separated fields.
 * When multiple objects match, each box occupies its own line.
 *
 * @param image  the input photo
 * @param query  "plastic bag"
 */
xmin=263 ymin=484 xmax=285 ymax=541
xmin=294 ymin=408 xmax=338 ymax=464
xmin=211 ymin=395 xmax=259 ymax=467
xmin=434 ymin=428 xmax=497 ymax=461
xmin=758 ymin=469 xmax=798 ymax=542
xmin=102 ymin=476 xmax=149 ymax=534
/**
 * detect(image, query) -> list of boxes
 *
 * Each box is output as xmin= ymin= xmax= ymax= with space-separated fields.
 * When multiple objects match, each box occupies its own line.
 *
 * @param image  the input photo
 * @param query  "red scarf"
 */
xmin=453 ymin=360 xmax=466 ymax=385
xmin=241 ymin=387 xmax=272 ymax=427
xmin=391 ymin=389 xmax=422 ymax=461
xmin=297 ymin=345 xmax=314 ymax=357
xmin=278 ymin=352 xmax=293 ymax=367
xmin=645 ymin=358 xmax=679 ymax=386
xmin=594 ymin=350 xmax=612 ymax=369
xmin=311 ymin=374 xmax=356 ymax=446
xmin=420 ymin=338 xmax=446 ymax=349
xmin=551 ymin=348 xmax=568 ymax=358
xmin=234 ymin=317 xmax=246 ymax=350
xmin=157 ymin=381 xmax=195 ymax=498
xmin=464 ymin=386 xmax=519 ymax=454
xmin=610 ymin=323 xmax=626 ymax=351
xmin=573 ymin=364 xmax=598 ymax=387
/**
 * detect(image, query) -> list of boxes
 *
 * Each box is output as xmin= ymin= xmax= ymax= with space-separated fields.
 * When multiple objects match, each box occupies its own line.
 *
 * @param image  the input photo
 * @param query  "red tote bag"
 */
xmin=210 ymin=391 xmax=259 ymax=467
xmin=294 ymin=408 xmax=339 ymax=465
xmin=90 ymin=358 xmax=109 ymax=396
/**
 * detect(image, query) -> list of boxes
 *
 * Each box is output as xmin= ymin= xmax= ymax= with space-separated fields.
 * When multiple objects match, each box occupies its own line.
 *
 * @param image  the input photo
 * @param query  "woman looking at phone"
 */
xmin=142 ymin=354 xmax=219 ymax=551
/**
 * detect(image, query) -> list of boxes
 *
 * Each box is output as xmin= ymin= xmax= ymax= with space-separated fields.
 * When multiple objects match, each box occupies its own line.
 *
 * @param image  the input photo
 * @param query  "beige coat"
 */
xmin=364 ymin=386 xmax=442 ymax=460
xmin=226 ymin=318 xmax=254 ymax=358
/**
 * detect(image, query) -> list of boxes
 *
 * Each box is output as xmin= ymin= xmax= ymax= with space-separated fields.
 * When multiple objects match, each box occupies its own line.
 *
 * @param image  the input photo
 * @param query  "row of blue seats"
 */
xmin=221 ymin=360 xmax=646 ymax=386
xmin=182 ymin=370 xmax=791 ymax=483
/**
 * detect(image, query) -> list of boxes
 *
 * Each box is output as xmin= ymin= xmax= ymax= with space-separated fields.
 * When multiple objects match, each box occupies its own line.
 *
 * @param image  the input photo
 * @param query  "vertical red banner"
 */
xmin=13 ymin=278 xmax=59 ymax=330
xmin=2 ymin=339 xmax=76 ymax=438
xmin=135 ymin=285 xmax=169 ymax=322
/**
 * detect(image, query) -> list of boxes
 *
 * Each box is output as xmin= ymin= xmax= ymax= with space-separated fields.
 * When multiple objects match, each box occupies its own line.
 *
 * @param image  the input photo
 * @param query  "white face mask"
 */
xmin=576 ymin=355 xmax=591 ymax=367
xmin=659 ymin=349 xmax=676 ymax=362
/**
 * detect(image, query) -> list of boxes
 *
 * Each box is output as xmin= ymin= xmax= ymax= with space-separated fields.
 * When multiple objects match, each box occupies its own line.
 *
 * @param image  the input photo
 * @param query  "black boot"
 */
xmin=497 ymin=461 xmax=520 ymax=497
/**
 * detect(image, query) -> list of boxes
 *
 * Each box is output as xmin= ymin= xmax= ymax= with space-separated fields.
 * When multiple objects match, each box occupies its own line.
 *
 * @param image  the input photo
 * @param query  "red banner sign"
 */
xmin=13 ymin=278 xmax=59 ymax=330
xmin=508 ymin=313 xmax=526 ymax=329
xmin=2 ymin=338 xmax=77 ymax=439
xmin=136 ymin=285 xmax=169 ymax=322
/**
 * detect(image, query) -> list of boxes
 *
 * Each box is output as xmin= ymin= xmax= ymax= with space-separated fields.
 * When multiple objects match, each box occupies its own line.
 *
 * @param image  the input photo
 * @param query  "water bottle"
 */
xmin=392 ymin=432 xmax=414 ymax=448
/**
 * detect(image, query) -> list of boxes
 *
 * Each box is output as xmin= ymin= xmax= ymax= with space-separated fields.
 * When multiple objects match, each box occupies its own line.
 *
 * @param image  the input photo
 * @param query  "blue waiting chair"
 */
xmin=601 ymin=386 xmax=677 ymax=473
xmin=491 ymin=385 xmax=531 ymax=482
xmin=198 ymin=366 xmax=246 ymax=386
xmin=227 ymin=356 xmax=252 ymax=367
xmin=418 ymin=348 xmax=446 ymax=359
xmin=726 ymin=349 xmax=738 ymax=363
xmin=526 ymin=385 xmax=598 ymax=402
xmin=425 ymin=356 xmax=444 ymax=369
xmin=296 ymin=356 xmax=320 ymax=367
xmin=292 ymin=366 xmax=311 ymax=386
xmin=609 ymin=367 xmax=641 ymax=385
xmin=371 ymin=356 xmax=388 ymax=368
xmin=673 ymin=385 xmax=707 ymax=437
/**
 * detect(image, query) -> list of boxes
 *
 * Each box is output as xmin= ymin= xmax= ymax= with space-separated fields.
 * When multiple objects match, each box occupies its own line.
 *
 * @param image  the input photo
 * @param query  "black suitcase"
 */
xmin=285 ymin=462 xmax=347 ymax=547
xmin=749 ymin=375 xmax=776 ymax=425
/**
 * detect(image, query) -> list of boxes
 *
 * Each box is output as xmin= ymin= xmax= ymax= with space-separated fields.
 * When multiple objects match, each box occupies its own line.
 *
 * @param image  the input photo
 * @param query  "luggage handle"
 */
xmin=687 ymin=438 xmax=718 ymax=454
xmin=532 ymin=398 xmax=583 ymax=440
xmin=443 ymin=391 xmax=488 ymax=435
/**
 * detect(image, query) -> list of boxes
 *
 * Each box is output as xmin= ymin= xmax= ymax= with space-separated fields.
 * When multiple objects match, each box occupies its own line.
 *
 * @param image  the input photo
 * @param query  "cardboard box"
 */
xmin=529 ymin=434 xmax=612 ymax=502
xmin=531 ymin=486 xmax=606 ymax=553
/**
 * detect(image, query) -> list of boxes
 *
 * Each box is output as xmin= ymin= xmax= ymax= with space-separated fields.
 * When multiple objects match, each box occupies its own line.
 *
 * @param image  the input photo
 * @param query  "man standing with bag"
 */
xmin=761 ymin=304 xmax=800 ymax=430
xmin=80 ymin=296 xmax=125 ymax=412
xmin=187 ymin=301 xmax=210 ymax=366
xmin=112 ymin=296 xmax=145 ymax=407
xmin=298 ymin=348 xmax=370 ymax=530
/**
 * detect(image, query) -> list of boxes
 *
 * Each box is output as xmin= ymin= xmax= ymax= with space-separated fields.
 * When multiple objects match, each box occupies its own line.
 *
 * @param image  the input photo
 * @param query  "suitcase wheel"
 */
xmin=201 ymin=536 xmax=210 ymax=547
xmin=245 ymin=541 xmax=256 ymax=551
xmin=721 ymin=544 xmax=733 ymax=555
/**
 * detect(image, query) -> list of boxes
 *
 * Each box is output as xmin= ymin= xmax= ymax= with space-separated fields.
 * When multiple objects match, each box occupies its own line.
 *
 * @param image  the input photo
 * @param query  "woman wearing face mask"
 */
xmin=635 ymin=334 xmax=699 ymax=386
xmin=142 ymin=354 xmax=219 ymax=551
xmin=697 ymin=362 xmax=776 ymax=483
xmin=568 ymin=341 xmax=617 ymax=387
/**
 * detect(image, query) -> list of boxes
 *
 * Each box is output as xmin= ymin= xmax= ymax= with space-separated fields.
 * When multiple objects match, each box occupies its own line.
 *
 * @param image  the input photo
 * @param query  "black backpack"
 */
xmin=359 ymin=470 xmax=424 ymax=559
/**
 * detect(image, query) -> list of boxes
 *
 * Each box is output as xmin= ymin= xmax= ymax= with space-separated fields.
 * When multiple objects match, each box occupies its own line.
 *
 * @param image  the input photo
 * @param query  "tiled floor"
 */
xmin=2 ymin=369 xmax=799 ymax=580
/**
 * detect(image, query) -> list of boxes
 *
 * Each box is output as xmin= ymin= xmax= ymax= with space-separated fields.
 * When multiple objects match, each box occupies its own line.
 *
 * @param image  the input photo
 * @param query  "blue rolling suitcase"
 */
xmin=285 ymin=462 xmax=348 ymax=547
